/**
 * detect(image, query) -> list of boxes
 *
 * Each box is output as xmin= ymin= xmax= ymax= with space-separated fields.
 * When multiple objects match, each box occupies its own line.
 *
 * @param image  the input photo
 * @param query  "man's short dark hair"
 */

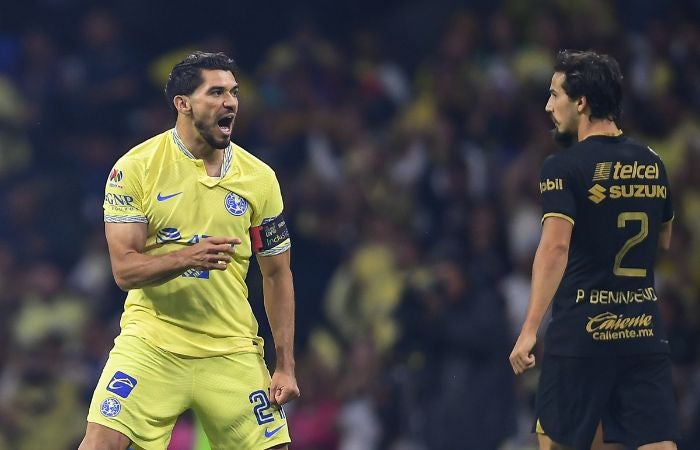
xmin=554 ymin=49 xmax=623 ymax=122
xmin=164 ymin=51 xmax=238 ymax=113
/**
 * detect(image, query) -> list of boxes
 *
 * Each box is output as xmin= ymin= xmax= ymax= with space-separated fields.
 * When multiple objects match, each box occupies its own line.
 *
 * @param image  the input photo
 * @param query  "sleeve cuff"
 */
xmin=104 ymin=215 xmax=148 ymax=223
xmin=541 ymin=212 xmax=575 ymax=225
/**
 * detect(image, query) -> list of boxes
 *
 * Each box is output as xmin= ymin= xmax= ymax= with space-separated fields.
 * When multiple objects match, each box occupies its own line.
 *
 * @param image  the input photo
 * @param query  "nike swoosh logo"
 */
xmin=264 ymin=424 xmax=286 ymax=438
xmin=157 ymin=192 xmax=182 ymax=201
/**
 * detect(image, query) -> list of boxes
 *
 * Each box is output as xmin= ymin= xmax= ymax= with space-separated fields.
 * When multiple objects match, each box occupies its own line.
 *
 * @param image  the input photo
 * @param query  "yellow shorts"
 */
xmin=86 ymin=335 xmax=290 ymax=450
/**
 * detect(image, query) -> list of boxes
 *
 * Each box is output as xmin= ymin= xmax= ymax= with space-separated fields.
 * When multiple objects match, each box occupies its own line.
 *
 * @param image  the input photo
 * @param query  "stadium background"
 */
xmin=1 ymin=0 xmax=699 ymax=448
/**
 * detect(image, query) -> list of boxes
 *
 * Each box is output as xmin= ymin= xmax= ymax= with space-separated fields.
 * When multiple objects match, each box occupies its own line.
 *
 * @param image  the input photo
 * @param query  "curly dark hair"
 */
xmin=164 ymin=51 xmax=238 ymax=114
xmin=554 ymin=49 xmax=623 ymax=122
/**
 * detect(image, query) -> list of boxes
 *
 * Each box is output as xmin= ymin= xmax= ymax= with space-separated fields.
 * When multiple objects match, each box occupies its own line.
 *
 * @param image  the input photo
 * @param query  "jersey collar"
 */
xmin=171 ymin=128 xmax=233 ymax=178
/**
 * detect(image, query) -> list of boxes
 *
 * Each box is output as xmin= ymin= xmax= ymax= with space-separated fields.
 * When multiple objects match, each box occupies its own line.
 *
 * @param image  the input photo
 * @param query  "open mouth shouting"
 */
xmin=217 ymin=114 xmax=235 ymax=136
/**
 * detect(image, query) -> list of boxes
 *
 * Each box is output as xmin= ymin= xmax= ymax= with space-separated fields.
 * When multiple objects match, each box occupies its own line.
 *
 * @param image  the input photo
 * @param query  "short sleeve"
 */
xmin=103 ymin=157 xmax=147 ymax=223
xmin=540 ymin=155 xmax=576 ymax=225
xmin=256 ymin=172 xmax=291 ymax=256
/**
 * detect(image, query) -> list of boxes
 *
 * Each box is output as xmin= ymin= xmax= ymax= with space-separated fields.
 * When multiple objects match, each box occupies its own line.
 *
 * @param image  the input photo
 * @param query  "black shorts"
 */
xmin=534 ymin=352 xmax=680 ymax=450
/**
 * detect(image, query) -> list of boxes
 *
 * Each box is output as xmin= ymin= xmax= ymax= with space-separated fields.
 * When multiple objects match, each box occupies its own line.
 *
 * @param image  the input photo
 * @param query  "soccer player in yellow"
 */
xmin=79 ymin=52 xmax=300 ymax=450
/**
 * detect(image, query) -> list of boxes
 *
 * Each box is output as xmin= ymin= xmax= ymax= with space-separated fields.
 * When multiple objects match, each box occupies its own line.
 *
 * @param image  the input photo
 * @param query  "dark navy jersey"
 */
xmin=540 ymin=134 xmax=673 ymax=356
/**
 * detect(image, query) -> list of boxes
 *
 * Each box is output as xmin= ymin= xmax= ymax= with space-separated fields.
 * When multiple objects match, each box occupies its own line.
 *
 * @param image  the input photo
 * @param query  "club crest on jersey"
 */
xmin=225 ymin=192 xmax=248 ymax=216
xmin=100 ymin=397 xmax=122 ymax=418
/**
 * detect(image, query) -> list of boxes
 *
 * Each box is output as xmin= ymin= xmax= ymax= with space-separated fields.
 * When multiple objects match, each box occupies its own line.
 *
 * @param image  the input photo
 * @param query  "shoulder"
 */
xmin=628 ymin=137 xmax=666 ymax=163
xmin=232 ymin=143 xmax=277 ymax=178
xmin=115 ymin=130 xmax=171 ymax=170
xmin=616 ymin=136 xmax=669 ymax=172
xmin=541 ymin=150 xmax=577 ymax=174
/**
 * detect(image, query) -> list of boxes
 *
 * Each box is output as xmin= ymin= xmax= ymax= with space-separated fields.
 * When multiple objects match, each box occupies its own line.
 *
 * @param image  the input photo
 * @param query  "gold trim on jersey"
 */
xmin=535 ymin=419 xmax=545 ymax=434
xmin=542 ymin=213 xmax=575 ymax=225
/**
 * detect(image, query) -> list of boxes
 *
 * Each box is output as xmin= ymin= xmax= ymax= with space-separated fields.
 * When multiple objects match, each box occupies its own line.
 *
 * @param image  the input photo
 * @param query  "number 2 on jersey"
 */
xmin=613 ymin=212 xmax=648 ymax=277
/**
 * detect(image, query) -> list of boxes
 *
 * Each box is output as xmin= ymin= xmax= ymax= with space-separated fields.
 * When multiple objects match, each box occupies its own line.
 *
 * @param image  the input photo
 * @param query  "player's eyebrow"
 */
xmin=208 ymin=84 xmax=239 ymax=93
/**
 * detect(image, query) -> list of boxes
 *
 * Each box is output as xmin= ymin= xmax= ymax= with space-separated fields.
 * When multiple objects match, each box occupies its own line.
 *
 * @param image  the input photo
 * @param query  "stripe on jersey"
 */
xmin=258 ymin=242 xmax=291 ymax=257
xmin=105 ymin=215 xmax=148 ymax=223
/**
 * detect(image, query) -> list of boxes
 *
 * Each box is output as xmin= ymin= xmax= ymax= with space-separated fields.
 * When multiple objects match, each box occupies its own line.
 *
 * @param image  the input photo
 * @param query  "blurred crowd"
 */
xmin=1 ymin=1 xmax=699 ymax=449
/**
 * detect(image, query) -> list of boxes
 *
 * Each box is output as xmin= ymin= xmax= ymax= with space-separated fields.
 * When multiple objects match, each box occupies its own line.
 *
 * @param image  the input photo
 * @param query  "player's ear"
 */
xmin=576 ymin=96 xmax=587 ymax=114
xmin=173 ymin=95 xmax=192 ymax=115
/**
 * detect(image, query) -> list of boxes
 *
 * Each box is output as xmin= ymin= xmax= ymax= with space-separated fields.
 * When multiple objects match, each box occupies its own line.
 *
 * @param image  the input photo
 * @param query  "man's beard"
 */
xmin=552 ymin=128 xmax=576 ymax=148
xmin=194 ymin=118 xmax=231 ymax=149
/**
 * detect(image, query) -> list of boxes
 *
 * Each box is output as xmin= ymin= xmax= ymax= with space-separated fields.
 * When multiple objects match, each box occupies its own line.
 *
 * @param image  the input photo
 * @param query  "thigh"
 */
xmin=86 ymin=335 xmax=192 ymax=450
xmin=534 ymin=353 xmax=615 ymax=450
xmin=603 ymin=354 xmax=680 ymax=448
xmin=193 ymin=352 xmax=291 ymax=450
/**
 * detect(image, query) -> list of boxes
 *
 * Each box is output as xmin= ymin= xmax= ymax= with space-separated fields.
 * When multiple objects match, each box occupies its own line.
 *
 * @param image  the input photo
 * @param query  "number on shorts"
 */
xmin=249 ymin=390 xmax=275 ymax=425
xmin=249 ymin=389 xmax=287 ymax=425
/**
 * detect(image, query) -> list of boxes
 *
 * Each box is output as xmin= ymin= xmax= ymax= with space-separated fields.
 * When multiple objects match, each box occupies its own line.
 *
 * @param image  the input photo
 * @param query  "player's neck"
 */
xmin=174 ymin=121 xmax=222 ymax=164
xmin=577 ymin=118 xmax=621 ymax=142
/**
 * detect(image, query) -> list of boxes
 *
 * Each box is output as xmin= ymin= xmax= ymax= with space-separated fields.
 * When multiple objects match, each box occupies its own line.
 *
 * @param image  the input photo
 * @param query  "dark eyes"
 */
xmin=211 ymin=89 xmax=239 ymax=97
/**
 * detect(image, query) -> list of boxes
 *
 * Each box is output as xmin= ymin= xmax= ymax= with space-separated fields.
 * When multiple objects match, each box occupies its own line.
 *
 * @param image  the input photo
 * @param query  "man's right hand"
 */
xmin=181 ymin=236 xmax=242 ymax=271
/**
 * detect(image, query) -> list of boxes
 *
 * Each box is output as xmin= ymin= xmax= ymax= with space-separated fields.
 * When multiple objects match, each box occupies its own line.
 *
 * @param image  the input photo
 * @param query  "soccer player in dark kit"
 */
xmin=509 ymin=50 xmax=679 ymax=450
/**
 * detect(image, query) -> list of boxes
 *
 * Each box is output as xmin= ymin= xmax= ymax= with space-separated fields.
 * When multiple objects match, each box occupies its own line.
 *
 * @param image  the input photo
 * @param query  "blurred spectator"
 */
xmin=287 ymin=350 xmax=341 ymax=450
xmin=397 ymin=251 xmax=516 ymax=449
xmin=0 ymin=73 xmax=32 ymax=179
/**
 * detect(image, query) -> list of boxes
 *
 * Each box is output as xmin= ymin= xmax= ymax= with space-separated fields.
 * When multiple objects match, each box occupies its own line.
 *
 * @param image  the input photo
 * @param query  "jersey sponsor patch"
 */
xmin=588 ymin=184 xmax=606 ymax=203
xmin=108 ymin=168 xmax=124 ymax=188
xmin=540 ymin=178 xmax=564 ymax=193
xmin=225 ymin=192 xmax=248 ymax=216
xmin=156 ymin=227 xmax=182 ymax=243
xmin=250 ymin=215 xmax=289 ymax=253
xmin=585 ymin=311 xmax=655 ymax=341
xmin=100 ymin=397 xmax=122 ymax=418
xmin=587 ymin=183 xmax=667 ymax=204
xmin=612 ymin=161 xmax=659 ymax=180
xmin=109 ymin=168 xmax=123 ymax=182
xmin=182 ymin=268 xmax=210 ymax=279
xmin=106 ymin=371 xmax=138 ymax=398
xmin=104 ymin=193 xmax=136 ymax=207
xmin=592 ymin=162 xmax=612 ymax=181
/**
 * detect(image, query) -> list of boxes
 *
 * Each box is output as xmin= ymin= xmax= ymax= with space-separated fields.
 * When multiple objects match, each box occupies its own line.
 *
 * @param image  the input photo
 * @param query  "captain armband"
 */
xmin=250 ymin=215 xmax=290 ymax=254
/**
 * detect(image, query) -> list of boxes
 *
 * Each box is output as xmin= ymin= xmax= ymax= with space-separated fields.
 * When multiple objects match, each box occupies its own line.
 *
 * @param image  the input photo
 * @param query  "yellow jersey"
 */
xmin=103 ymin=129 xmax=290 ymax=357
